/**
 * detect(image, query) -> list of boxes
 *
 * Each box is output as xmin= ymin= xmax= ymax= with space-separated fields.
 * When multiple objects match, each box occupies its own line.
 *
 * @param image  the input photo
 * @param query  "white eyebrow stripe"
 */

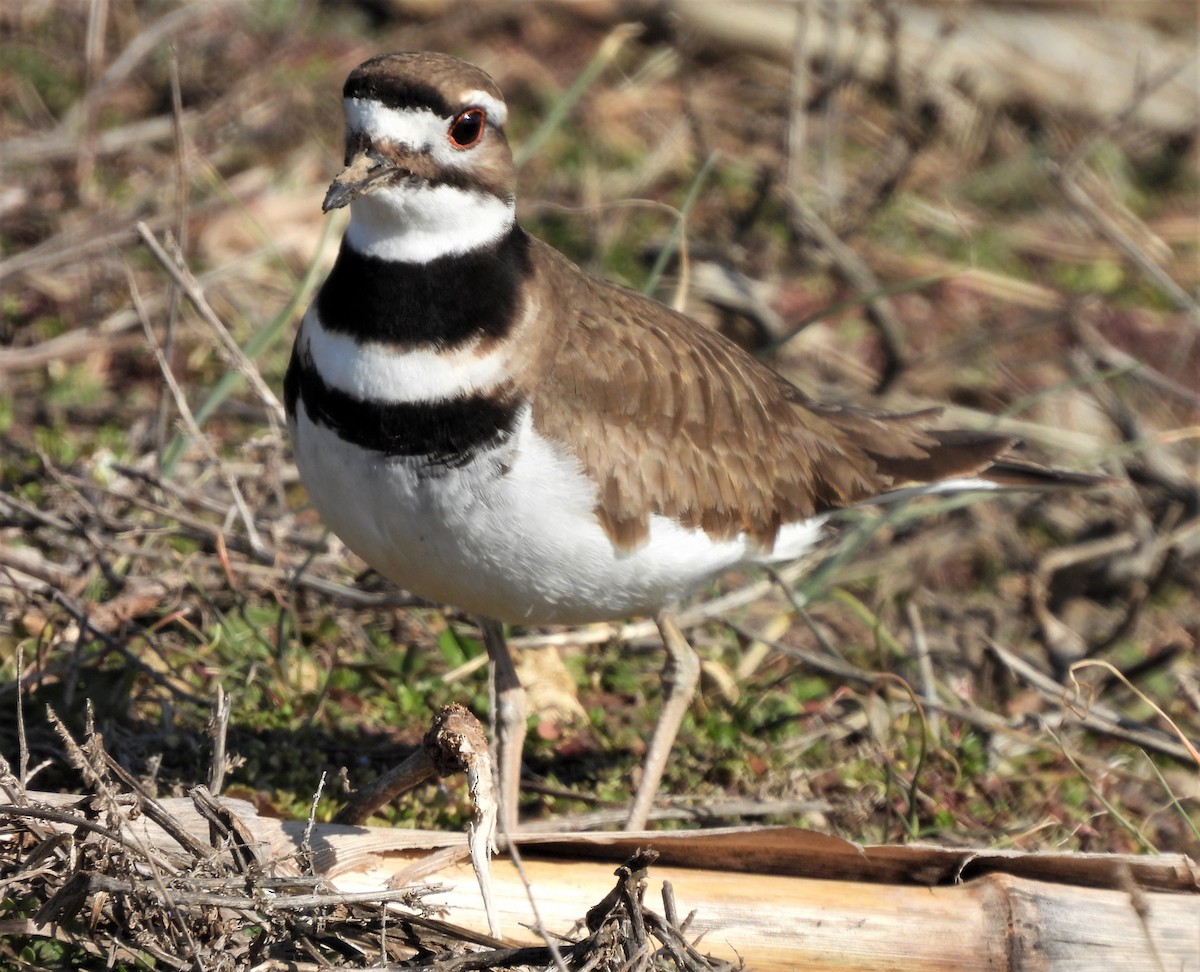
xmin=344 ymin=93 xmax=507 ymax=147
xmin=459 ymin=89 xmax=507 ymax=126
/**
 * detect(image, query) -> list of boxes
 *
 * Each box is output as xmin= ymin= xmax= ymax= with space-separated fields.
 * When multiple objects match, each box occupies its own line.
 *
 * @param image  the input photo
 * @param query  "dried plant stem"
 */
xmin=126 ymin=259 xmax=269 ymax=559
xmin=207 ymin=685 xmax=232 ymax=795
xmin=136 ymin=221 xmax=286 ymax=427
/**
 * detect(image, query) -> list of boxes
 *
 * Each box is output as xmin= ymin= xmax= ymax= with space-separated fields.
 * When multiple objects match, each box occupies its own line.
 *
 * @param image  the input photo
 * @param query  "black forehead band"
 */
xmin=343 ymin=74 xmax=455 ymax=117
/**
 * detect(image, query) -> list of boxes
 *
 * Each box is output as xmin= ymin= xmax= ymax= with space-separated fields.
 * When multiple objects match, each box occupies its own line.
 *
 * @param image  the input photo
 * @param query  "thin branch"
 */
xmin=135 ymin=221 xmax=286 ymax=427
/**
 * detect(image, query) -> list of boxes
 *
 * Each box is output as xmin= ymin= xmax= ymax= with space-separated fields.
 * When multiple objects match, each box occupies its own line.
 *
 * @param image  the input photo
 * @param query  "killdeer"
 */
xmin=286 ymin=52 xmax=1093 ymax=831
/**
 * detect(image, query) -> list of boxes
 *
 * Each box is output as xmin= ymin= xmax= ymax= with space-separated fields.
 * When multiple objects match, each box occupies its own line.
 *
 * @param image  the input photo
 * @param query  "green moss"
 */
xmin=0 ymin=46 xmax=82 ymax=118
xmin=45 ymin=363 xmax=106 ymax=411
xmin=1048 ymin=257 xmax=1126 ymax=296
xmin=960 ymin=150 xmax=1052 ymax=214
xmin=32 ymin=424 xmax=78 ymax=466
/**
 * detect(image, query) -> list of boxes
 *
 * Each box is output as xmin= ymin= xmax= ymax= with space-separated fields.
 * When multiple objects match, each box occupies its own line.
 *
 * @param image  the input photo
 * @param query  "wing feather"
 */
xmin=524 ymin=238 xmax=1019 ymax=550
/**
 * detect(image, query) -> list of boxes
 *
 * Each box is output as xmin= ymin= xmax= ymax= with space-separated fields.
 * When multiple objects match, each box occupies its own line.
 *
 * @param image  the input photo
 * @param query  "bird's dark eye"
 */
xmin=448 ymin=108 xmax=485 ymax=149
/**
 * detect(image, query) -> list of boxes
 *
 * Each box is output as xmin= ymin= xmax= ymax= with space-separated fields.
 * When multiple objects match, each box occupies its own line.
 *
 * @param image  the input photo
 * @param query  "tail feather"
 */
xmin=871 ymin=426 xmax=1113 ymax=492
xmin=978 ymin=457 xmax=1115 ymax=489
xmin=871 ymin=427 xmax=1016 ymax=486
xmin=859 ymin=422 xmax=1108 ymax=489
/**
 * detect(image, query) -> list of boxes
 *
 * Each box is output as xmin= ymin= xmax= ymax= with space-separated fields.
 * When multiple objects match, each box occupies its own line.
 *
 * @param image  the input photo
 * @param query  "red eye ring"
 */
xmin=448 ymin=108 xmax=486 ymax=149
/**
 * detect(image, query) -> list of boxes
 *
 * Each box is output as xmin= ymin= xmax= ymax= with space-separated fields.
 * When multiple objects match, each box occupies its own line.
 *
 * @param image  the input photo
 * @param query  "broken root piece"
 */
xmin=335 ymin=704 xmax=501 ymax=936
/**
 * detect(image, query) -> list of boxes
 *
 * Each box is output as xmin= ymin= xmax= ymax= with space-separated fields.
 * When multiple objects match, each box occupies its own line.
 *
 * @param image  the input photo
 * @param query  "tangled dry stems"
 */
xmin=0 ymin=715 xmax=739 ymax=971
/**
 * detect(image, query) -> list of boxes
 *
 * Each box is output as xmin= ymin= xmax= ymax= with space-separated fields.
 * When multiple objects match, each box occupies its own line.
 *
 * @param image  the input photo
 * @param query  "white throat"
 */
xmin=344 ymin=184 xmax=515 ymax=264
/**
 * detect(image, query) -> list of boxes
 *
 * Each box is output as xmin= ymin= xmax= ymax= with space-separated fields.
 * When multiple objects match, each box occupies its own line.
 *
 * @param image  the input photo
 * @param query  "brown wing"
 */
xmin=526 ymin=238 xmax=1017 ymax=550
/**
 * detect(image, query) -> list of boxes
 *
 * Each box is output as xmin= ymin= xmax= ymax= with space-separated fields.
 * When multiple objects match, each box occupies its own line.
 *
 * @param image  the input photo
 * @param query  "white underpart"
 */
xmin=300 ymin=308 xmax=509 ymax=403
xmin=758 ymin=516 xmax=829 ymax=565
xmin=290 ymin=402 xmax=811 ymax=625
xmin=744 ymin=477 xmax=1001 ymax=566
xmin=341 ymin=98 xmax=515 ymax=264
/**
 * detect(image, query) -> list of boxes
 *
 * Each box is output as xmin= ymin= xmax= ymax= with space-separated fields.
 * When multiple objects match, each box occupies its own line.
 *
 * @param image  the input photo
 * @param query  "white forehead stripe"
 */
xmin=344 ymin=92 xmax=507 ymax=145
xmin=344 ymin=99 xmax=445 ymax=147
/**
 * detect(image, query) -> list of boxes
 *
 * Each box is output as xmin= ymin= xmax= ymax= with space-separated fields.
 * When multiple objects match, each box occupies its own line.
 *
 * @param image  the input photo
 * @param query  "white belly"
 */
xmin=290 ymin=405 xmax=826 ymax=625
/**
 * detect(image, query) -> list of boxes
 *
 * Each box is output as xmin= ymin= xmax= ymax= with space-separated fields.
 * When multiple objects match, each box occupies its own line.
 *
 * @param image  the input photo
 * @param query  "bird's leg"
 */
xmin=480 ymin=617 xmax=526 ymax=834
xmin=626 ymin=611 xmax=702 ymax=831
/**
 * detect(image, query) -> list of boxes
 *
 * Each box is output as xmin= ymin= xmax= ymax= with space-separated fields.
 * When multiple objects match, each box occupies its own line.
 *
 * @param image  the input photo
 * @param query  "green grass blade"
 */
xmin=513 ymin=24 xmax=639 ymax=170
xmin=641 ymin=151 xmax=719 ymax=297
